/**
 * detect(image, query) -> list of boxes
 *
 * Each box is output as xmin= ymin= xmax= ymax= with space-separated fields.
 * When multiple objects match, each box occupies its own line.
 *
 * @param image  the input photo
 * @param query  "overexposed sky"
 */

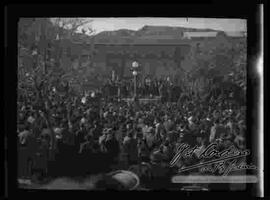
xmin=81 ymin=18 xmax=247 ymax=35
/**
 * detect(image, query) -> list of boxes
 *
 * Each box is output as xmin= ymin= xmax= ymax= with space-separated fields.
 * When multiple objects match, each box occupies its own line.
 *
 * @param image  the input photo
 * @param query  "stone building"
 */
xmin=57 ymin=26 xmax=246 ymax=86
xmin=91 ymin=38 xmax=191 ymax=84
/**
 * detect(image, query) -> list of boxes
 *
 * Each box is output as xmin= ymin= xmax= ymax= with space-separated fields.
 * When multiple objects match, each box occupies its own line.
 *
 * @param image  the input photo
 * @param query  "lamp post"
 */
xmin=131 ymin=61 xmax=139 ymax=101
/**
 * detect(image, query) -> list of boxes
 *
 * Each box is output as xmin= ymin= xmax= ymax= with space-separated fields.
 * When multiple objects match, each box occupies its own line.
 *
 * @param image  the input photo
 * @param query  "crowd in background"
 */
xmin=17 ymin=73 xmax=246 ymax=190
xmin=101 ymin=76 xmax=183 ymax=103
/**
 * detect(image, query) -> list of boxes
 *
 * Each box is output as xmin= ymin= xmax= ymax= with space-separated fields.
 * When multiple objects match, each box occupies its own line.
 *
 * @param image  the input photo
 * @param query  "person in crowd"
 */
xmin=209 ymin=119 xmax=228 ymax=143
xmin=147 ymin=149 xmax=171 ymax=189
xmin=144 ymin=127 xmax=156 ymax=151
xmin=18 ymin=123 xmax=38 ymax=179
xmin=79 ymin=134 xmax=95 ymax=155
xmin=103 ymin=128 xmax=121 ymax=170
xmin=163 ymin=115 xmax=174 ymax=134
xmin=123 ymin=130 xmax=138 ymax=165
xmin=17 ymin=70 xmax=246 ymax=190
xmin=32 ymin=133 xmax=50 ymax=183
xmin=75 ymin=122 xmax=88 ymax=153
xmin=154 ymin=117 xmax=166 ymax=143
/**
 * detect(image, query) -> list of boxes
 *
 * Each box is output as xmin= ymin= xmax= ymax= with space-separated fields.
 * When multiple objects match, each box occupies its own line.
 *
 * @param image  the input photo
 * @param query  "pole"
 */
xmin=134 ymin=73 xmax=137 ymax=99
xmin=41 ymin=18 xmax=47 ymax=75
xmin=117 ymin=82 xmax=121 ymax=102
xmin=44 ymin=47 xmax=47 ymax=74
xmin=90 ymin=35 xmax=95 ymax=68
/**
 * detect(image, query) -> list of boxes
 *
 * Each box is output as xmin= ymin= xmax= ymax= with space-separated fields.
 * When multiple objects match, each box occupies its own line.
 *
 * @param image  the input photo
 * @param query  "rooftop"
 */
xmin=94 ymin=37 xmax=190 ymax=45
xmin=183 ymin=32 xmax=219 ymax=38
xmin=224 ymin=31 xmax=247 ymax=37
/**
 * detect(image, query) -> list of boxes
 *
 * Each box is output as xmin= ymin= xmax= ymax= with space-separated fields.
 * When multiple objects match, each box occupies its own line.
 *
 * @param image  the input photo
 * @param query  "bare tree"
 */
xmin=51 ymin=18 xmax=93 ymax=38
xmin=87 ymin=27 xmax=95 ymax=35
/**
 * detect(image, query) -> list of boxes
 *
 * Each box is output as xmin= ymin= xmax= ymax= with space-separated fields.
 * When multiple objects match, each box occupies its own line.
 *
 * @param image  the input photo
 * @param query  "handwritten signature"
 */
xmin=170 ymin=143 xmax=257 ymax=176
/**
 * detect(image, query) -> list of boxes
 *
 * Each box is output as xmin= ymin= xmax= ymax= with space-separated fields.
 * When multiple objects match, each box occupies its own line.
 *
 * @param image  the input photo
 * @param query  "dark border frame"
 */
xmin=4 ymin=3 xmax=266 ymax=198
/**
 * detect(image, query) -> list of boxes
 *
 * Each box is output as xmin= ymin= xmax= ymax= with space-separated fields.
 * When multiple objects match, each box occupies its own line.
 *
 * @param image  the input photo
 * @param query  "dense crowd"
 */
xmin=17 ymin=74 xmax=246 ymax=190
xmin=101 ymin=76 xmax=183 ymax=102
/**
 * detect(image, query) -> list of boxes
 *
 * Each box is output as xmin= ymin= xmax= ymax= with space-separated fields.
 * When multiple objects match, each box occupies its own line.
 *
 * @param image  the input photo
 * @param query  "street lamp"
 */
xmin=132 ymin=70 xmax=138 ymax=76
xmin=132 ymin=61 xmax=139 ymax=68
xmin=131 ymin=61 xmax=139 ymax=100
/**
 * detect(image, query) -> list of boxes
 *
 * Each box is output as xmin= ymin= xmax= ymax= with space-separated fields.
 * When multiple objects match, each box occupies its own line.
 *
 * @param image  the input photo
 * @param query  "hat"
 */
xmin=80 ymin=117 xmax=86 ymax=124
xmin=107 ymin=170 xmax=140 ymax=190
xmin=27 ymin=116 xmax=35 ymax=124
xmin=54 ymin=127 xmax=63 ymax=136
xmin=18 ymin=130 xmax=31 ymax=145
xmin=150 ymin=151 xmax=164 ymax=163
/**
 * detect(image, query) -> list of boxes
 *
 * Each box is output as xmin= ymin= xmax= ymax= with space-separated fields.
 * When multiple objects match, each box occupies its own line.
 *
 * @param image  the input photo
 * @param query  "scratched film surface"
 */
xmin=17 ymin=18 xmax=252 ymax=191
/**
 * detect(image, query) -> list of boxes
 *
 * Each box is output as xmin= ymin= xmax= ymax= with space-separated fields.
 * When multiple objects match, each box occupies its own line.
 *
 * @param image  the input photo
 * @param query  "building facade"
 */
xmin=57 ymin=29 xmax=246 ymax=86
xmin=91 ymin=41 xmax=191 ymax=84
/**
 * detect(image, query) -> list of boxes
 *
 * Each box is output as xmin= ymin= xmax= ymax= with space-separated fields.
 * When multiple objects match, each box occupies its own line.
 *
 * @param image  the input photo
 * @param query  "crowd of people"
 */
xmin=101 ymin=76 xmax=183 ymax=102
xmin=17 ymin=72 xmax=246 ymax=190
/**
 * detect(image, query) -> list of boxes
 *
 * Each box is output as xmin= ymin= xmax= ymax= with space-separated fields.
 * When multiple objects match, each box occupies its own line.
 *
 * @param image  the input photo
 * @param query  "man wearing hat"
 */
xmin=103 ymin=128 xmax=120 ymax=170
xmin=74 ymin=122 xmax=88 ymax=153
xmin=154 ymin=117 xmax=165 ymax=143
xmin=79 ymin=134 xmax=95 ymax=155
xmin=148 ymin=150 xmax=171 ymax=189
xmin=18 ymin=123 xmax=38 ymax=179
xmin=209 ymin=118 xmax=228 ymax=143
xmin=137 ymin=137 xmax=150 ymax=163
xmin=99 ymin=128 xmax=108 ymax=151
xmin=123 ymin=130 xmax=138 ymax=166
xmin=144 ymin=127 xmax=155 ymax=151
xmin=32 ymin=130 xmax=51 ymax=183
xmin=163 ymin=115 xmax=174 ymax=134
